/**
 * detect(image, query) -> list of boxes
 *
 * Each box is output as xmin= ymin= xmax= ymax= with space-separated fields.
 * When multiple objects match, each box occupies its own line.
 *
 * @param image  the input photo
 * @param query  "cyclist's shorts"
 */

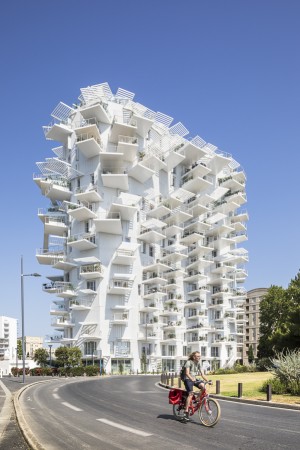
xmin=184 ymin=379 xmax=205 ymax=393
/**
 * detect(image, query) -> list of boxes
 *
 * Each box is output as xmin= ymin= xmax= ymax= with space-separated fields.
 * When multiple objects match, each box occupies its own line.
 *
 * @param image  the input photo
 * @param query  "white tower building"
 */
xmin=0 ymin=316 xmax=17 ymax=375
xmin=35 ymin=83 xmax=248 ymax=373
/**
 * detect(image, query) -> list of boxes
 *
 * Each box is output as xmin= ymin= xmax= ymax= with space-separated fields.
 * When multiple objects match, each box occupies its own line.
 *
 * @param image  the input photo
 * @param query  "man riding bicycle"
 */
xmin=182 ymin=351 xmax=209 ymax=422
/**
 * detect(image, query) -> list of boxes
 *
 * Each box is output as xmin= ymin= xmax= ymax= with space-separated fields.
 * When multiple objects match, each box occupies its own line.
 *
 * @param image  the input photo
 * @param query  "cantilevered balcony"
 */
xmin=34 ymin=175 xmax=72 ymax=201
xmin=52 ymin=257 xmax=77 ymax=271
xmin=163 ymin=144 xmax=185 ymax=171
xmin=65 ymin=201 xmax=97 ymax=221
xmin=218 ymin=170 xmax=246 ymax=191
xmin=230 ymin=232 xmax=248 ymax=244
xmin=44 ymin=216 xmax=68 ymax=236
xmin=186 ymin=193 xmax=213 ymax=217
xmin=116 ymin=135 xmax=138 ymax=161
xmin=143 ymin=286 xmax=166 ymax=300
xmin=74 ymin=119 xmax=102 ymax=158
xmin=139 ymin=300 xmax=161 ymax=313
xmin=147 ymin=202 xmax=171 ymax=220
xmin=143 ymin=261 xmax=170 ymax=274
xmin=109 ymin=115 xmax=137 ymax=143
xmin=181 ymin=174 xmax=213 ymax=194
xmin=108 ymin=279 xmax=133 ymax=295
xmin=182 ymin=161 xmax=211 ymax=181
xmin=186 ymin=255 xmax=213 ymax=271
xmin=138 ymin=219 xmax=166 ymax=243
xmin=128 ymin=160 xmax=155 ymax=183
xmin=110 ymin=312 xmax=129 ymax=325
xmin=94 ymin=212 xmax=122 ymax=235
xmin=67 ymin=232 xmax=97 ymax=251
xmin=36 ymin=249 xmax=64 ymax=265
xmin=211 ymin=263 xmax=234 ymax=275
xmin=56 ymin=283 xmax=77 ymax=299
xmin=101 ymin=167 xmax=129 ymax=190
xmin=185 ymin=298 xmax=205 ymax=308
xmin=188 ymin=241 xmax=214 ymax=258
xmin=184 ymin=271 xmax=207 ymax=284
xmin=187 ymin=284 xmax=209 ymax=296
xmin=230 ymin=209 xmax=249 ymax=224
xmin=112 ymin=242 xmax=138 ymax=265
xmin=161 ymin=244 xmax=188 ymax=264
xmin=80 ymin=101 xmax=112 ymax=124
xmin=69 ymin=297 xmax=94 ymax=311
xmin=109 ymin=193 xmax=140 ymax=221
xmin=180 ymin=229 xmax=204 ymax=245
xmin=142 ymin=272 xmax=167 ymax=285
xmin=132 ymin=113 xmax=154 ymax=138
xmin=142 ymin=147 xmax=167 ymax=172
xmin=50 ymin=302 xmax=69 ymax=316
xmin=80 ymin=263 xmax=103 ymax=280
xmin=43 ymin=121 xmax=72 ymax=143
xmin=74 ymin=184 xmax=103 ymax=203
xmin=224 ymin=191 xmax=247 ymax=207
xmin=163 ymin=205 xmax=193 ymax=227
xmin=51 ymin=317 xmax=75 ymax=329
xmin=181 ymin=141 xmax=208 ymax=163
xmin=207 ymin=150 xmax=232 ymax=175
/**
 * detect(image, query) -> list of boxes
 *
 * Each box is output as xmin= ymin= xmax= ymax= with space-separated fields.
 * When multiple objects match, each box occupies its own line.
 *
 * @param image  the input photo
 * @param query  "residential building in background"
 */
xmin=0 ymin=316 xmax=17 ymax=375
xmin=23 ymin=336 xmax=44 ymax=358
xmin=243 ymin=288 xmax=268 ymax=364
xmin=35 ymin=82 xmax=248 ymax=373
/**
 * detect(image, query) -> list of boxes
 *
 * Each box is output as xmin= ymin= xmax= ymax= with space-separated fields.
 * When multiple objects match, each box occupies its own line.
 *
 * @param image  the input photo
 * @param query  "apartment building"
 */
xmin=243 ymin=288 xmax=268 ymax=363
xmin=35 ymin=82 xmax=248 ymax=373
xmin=0 ymin=316 xmax=17 ymax=374
xmin=23 ymin=336 xmax=44 ymax=358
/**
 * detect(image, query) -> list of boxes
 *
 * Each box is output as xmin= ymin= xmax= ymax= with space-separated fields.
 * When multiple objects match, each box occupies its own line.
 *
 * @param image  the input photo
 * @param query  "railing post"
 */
xmin=238 ymin=382 xmax=243 ymax=398
xmin=216 ymin=380 xmax=220 ymax=394
xmin=266 ymin=384 xmax=272 ymax=402
xmin=171 ymin=373 xmax=174 ymax=386
xmin=166 ymin=373 xmax=170 ymax=386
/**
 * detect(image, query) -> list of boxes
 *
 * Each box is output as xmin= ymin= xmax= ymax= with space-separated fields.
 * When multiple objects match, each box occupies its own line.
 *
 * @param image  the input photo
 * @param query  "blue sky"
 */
xmin=1 ymin=0 xmax=299 ymax=337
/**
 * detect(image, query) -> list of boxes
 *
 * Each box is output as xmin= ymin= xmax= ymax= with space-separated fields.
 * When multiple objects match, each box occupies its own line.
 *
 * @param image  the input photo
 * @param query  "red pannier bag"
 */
xmin=168 ymin=388 xmax=182 ymax=405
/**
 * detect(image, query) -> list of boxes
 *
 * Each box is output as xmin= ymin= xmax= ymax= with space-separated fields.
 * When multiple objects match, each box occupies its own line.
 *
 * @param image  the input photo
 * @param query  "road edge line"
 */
xmin=0 ymin=379 xmax=12 ymax=440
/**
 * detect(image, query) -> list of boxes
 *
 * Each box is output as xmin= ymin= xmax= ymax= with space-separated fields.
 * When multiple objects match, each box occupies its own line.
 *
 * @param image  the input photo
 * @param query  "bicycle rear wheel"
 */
xmin=198 ymin=398 xmax=221 ymax=427
xmin=173 ymin=403 xmax=185 ymax=421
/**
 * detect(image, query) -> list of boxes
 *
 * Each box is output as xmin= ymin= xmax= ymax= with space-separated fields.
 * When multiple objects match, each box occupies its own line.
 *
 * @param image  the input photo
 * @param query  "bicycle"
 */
xmin=169 ymin=381 xmax=221 ymax=427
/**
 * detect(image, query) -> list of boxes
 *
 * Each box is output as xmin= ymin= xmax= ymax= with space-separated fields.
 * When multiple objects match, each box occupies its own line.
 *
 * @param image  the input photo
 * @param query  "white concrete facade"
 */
xmin=0 ymin=316 xmax=17 ymax=375
xmin=35 ymin=83 xmax=248 ymax=373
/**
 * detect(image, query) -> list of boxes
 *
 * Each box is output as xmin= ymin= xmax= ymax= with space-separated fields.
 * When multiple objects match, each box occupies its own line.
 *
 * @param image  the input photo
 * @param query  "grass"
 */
xmin=173 ymin=372 xmax=300 ymax=405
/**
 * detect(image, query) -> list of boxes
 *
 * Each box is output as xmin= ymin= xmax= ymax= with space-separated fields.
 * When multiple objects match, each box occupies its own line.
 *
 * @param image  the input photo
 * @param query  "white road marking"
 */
xmin=222 ymin=418 xmax=300 ymax=434
xmin=53 ymin=393 xmax=60 ymax=399
xmin=61 ymin=402 xmax=83 ymax=411
xmin=97 ymin=418 xmax=152 ymax=437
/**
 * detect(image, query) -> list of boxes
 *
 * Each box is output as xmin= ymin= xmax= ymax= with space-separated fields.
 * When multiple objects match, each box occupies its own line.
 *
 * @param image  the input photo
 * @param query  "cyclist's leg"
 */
xmin=183 ymin=379 xmax=194 ymax=413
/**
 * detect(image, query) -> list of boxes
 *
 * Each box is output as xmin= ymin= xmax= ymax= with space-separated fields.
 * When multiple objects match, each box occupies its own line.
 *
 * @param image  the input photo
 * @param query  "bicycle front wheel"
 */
xmin=173 ymin=403 xmax=185 ymax=421
xmin=198 ymin=398 xmax=221 ymax=427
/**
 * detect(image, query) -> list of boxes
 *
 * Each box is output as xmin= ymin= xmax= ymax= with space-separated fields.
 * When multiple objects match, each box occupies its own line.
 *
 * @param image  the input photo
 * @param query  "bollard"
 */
xmin=166 ymin=374 xmax=170 ymax=386
xmin=171 ymin=373 xmax=174 ymax=386
xmin=216 ymin=380 xmax=220 ymax=394
xmin=238 ymin=382 xmax=243 ymax=398
xmin=178 ymin=377 xmax=181 ymax=388
xmin=266 ymin=384 xmax=272 ymax=402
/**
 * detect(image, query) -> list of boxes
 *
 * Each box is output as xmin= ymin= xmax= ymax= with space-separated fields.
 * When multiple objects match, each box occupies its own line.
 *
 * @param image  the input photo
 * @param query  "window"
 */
xmin=84 ymin=341 xmax=96 ymax=356
xmin=201 ymin=346 xmax=207 ymax=357
xmin=142 ymin=242 xmax=146 ymax=254
xmin=85 ymin=221 xmax=89 ymax=233
xmin=90 ymin=173 xmax=95 ymax=184
xmin=211 ymin=347 xmax=219 ymax=358
xmin=87 ymin=281 xmax=96 ymax=291
xmin=138 ymin=284 xmax=141 ymax=295
xmin=149 ymin=245 xmax=154 ymax=257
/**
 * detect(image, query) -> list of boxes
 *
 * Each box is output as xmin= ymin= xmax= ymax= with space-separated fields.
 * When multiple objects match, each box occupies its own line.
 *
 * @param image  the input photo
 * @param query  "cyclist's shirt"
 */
xmin=184 ymin=360 xmax=202 ymax=379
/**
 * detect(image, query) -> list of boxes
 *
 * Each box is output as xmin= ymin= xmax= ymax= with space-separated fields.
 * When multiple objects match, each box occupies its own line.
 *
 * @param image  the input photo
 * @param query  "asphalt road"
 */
xmin=19 ymin=376 xmax=300 ymax=450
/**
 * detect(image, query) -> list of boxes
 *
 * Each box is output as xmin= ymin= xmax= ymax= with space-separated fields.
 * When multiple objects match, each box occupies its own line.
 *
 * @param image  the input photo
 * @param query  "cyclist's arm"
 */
xmin=200 ymin=369 xmax=208 ymax=382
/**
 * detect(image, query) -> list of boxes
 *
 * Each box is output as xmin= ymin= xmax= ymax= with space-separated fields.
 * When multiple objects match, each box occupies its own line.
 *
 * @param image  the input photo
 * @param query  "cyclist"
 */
xmin=182 ymin=351 xmax=209 ymax=422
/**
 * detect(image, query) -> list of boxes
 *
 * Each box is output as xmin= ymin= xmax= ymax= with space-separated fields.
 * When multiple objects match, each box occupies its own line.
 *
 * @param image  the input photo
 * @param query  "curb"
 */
xmin=158 ymin=383 xmax=300 ymax=411
xmin=0 ymin=380 xmax=12 ymax=440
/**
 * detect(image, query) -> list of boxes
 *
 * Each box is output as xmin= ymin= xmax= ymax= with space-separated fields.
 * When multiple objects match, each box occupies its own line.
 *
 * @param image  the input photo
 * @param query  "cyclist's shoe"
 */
xmin=207 ymin=409 xmax=212 ymax=415
xmin=181 ymin=412 xmax=190 ymax=422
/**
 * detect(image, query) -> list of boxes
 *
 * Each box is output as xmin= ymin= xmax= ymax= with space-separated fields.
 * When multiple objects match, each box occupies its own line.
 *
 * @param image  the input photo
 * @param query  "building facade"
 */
xmin=35 ymin=83 xmax=248 ymax=373
xmin=243 ymin=288 xmax=268 ymax=364
xmin=0 ymin=316 xmax=17 ymax=375
xmin=23 ymin=336 xmax=44 ymax=358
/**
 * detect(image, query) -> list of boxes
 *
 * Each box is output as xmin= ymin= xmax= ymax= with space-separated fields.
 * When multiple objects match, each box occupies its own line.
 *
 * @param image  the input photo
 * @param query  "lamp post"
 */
xmin=21 ymin=256 xmax=41 ymax=383
xmin=49 ymin=344 xmax=53 ymax=367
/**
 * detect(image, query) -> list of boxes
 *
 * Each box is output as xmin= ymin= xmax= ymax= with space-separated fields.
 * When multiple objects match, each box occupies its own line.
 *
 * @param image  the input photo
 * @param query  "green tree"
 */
xmin=247 ymin=344 xmax=254 ymax=364
xmin=33 ymin=348 xmax=49 ymax=367
xmin=258 ymin=273 xmax=300 ymax=358
xmin=17 ymin=339 xmax=23 ymax=359
xmin=68 ymin=347 xmax=82 ymax=367
xmin=55 ymin=346 xmax=71 ymax=367
xmin=55 ymin=346 xmax=82 ymax=368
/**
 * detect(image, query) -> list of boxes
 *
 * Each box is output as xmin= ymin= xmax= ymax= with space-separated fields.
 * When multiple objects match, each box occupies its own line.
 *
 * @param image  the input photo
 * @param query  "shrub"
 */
xmin=260 ymin=378 xmax=287 ymax=395
xmin=270 ymin=349 xmax=300 ymax=395
xmin=71 ymin=366 xmax=85 ymax=377
xmin=84 ymin=365 xmax=99 ymax=376
xmin=256 ymin=357 xmax=273 ymax=372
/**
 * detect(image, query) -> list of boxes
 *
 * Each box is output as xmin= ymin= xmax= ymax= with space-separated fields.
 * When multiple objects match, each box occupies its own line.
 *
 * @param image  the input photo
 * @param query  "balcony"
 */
xmin=138 ymin=219 xmax=166 ymax=243
xmin=69 ymin=297 xmax=94 ymax=311
xmin=230 ymin=210 xmax=249 ymax=224
xmin=74 ymin=184 xmax=103 ymax=203
xmin=117 ymin=135 xmax=138 ymax=161
xmin=43 ymin=121 xmax=72 ymax=143
xmin=184 ymin=271 xmax=207 ymax=283
xmin=109 ymin=194 xmax=140 ymax=221
xmin=34 ymin=175 xmax=72 ymax=201
xmin=142 ymin=273 xmax=167 ymax=285
xmin=43 ymin=216 xmax=68 ymax=236
xmin=110 ymin=312 xmax=129 ymax=325
xmin=52 ymin=257 xmax=77 ymax=271
xmin=182 ymin=141 xmax=207 ymax=163
xmin=108 ymin=279 xmax=133 ymax=295
xmin=186 ymin=255 xmax=213 ymax=271
xmin=186 ymin=194 xmax=213 ymax=217
xmin=51 ymin=318 xmax=75 ymax=329
xmin=138 ymin=332 xmax=160 ymax=341
xmin=187 ymin=284 xmax=209 ymax=296
xmin=94 ymin=212 xmax=122 ymax=235
xmin=142 ymin=147 xmax=167 ymax=172
xmin=163 ymin=206 xmax=193 ymax=227
xmin=101 ymin=167 xmax=129 ymax=190
xmin=56 ymin=283 xmax=77 ymax=299
xmin=36 ymin=249 xmax=64 ymax=265
xmin=109 ymin=115 xmax=137 ymax=143
xmin=224 ymin=191 xmax=247 ymax=207
xmin=163 ymin=144 xmax=185 ymax=171
xmin=218 ymin=172 xmax=246 ymax=191
xmin=79 ymin=101 xmax=111 ymax=125
xmin=180 ymin=230 xmax=204 ymax=245
xmin=67 ymin=232 xmax=97 ymax=251
xmin=181 ymin=174 xmax=213 ymax=194
xmin=161 ymin=244 xmax=188 ymax=264
xmin=187 ymin=242 xmax=214 ymax=258
xmin=112 ymin=243 xmax=138 ymax=265
xmin=185 ymin=298 xmax=205 ymax=308
xmin=143 ymin=287 xmax=166 ymax=300
xmin=230 ymin=232 xmax=248 ymax=244
xmin=66 ymin=202 xmax=97 ymax=221
xmin=74 ymin=119 xmax=102 ymax=158
xmin=128 ymin=160 xmax=155 ymax=183
xmin=80 ymin=263 xmax=103 ymax=279
xmin=139 ymin=301 xmax=161 ymax=313
xmin=50 ymin=303 xmax=69 ymax=316
xmin=133 ymin=113 xmax=154 ymax=138
xmin=207 ymin=151 xmax=232 ymax=175
xmin=147 ymin=202 xmax=171 ymax=220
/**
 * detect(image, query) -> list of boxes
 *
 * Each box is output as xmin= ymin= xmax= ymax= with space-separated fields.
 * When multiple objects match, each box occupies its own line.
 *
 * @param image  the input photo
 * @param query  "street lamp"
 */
xmin=48 ymin=344 xmax=53 ymax=367
xmin=21 ymin=256 xmax=41 ymax=383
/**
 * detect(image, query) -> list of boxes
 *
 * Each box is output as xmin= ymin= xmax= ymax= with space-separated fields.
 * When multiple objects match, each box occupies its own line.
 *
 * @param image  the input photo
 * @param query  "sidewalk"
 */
xmin=0 ymin=376 xmax=54 ymax=449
